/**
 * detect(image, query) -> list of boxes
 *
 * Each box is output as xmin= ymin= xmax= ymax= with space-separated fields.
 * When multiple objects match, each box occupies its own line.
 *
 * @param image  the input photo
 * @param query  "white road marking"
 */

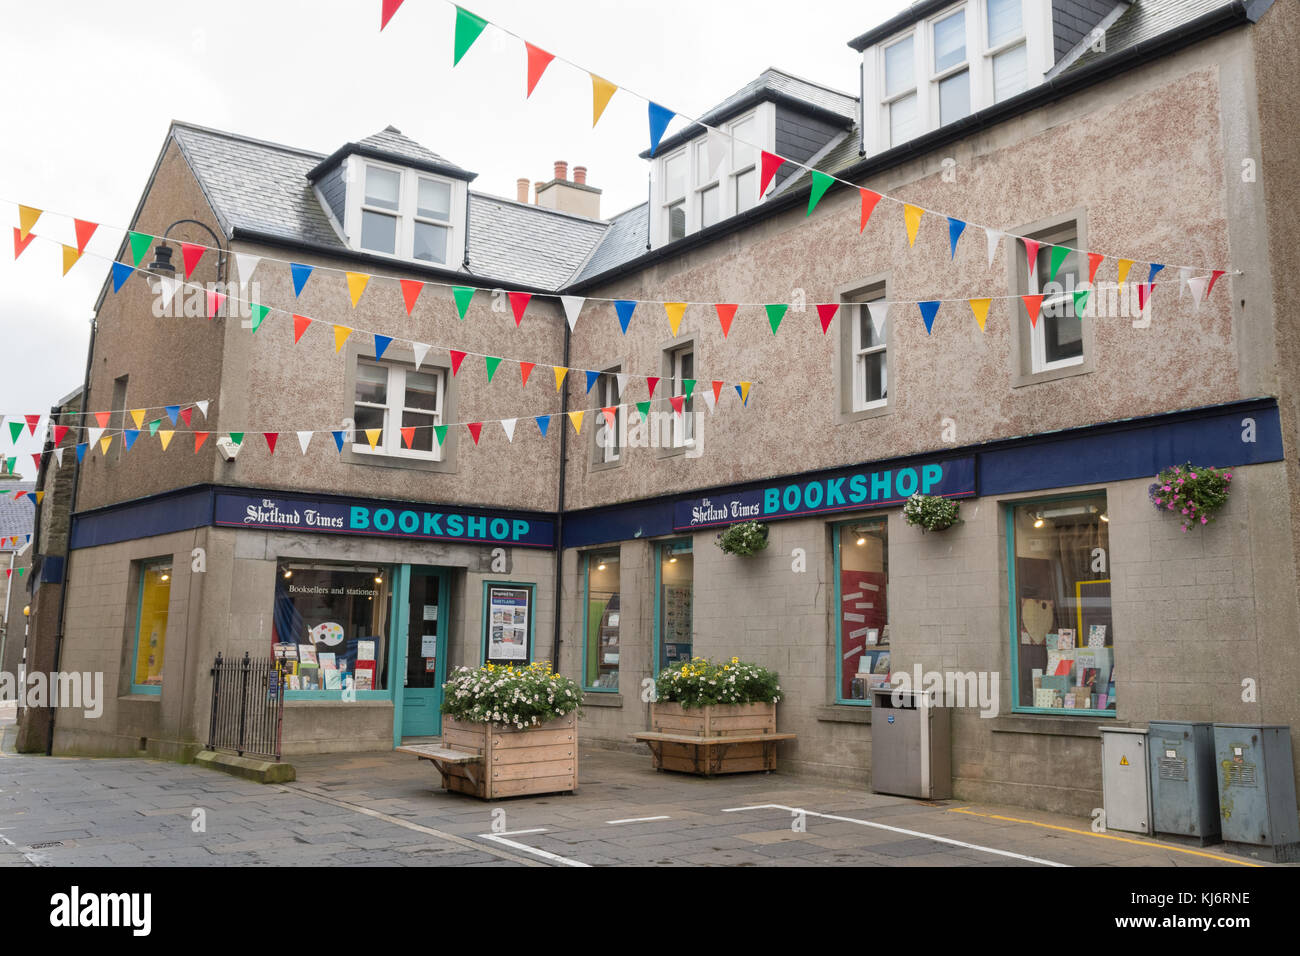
xmin=721 ymin=803 xmax=1067 ymax=867
xmin=479 ymin=830 xmax=590 ymax=867
xmin=495 ymin=827 xmax=547 ymax=836
xmin=607 ymin=815 xmax=670 ymax=825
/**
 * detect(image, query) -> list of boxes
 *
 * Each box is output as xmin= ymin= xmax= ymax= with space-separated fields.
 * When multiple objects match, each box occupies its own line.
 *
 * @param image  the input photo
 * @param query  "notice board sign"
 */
xmin=484 ymin=583 xmax=534 ymax=665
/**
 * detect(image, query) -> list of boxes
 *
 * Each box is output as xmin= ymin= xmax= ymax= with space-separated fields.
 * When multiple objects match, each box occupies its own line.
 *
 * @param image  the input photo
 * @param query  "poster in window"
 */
xmin=485 ymin=586 xmax=531 ymax=663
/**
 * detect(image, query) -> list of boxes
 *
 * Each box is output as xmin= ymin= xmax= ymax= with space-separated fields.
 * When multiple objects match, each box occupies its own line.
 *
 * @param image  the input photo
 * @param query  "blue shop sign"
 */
xmin=214 ymin=492 xmax=554 ymax=548
xmin=673 ymin=456 xmax=976 ymax=530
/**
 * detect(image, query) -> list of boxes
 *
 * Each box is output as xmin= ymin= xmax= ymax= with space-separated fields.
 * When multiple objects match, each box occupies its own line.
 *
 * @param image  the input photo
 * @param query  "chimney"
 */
xmin=534 ymin=181 xmax=544 ymax=204
xmin=516 ymin=178 xmax=530 ymax=203
xmin=534 ymin=162 xmax=601 ymax=219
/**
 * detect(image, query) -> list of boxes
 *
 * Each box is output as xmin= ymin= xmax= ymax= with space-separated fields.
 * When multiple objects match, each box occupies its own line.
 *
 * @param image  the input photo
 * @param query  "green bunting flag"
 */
xmin=485 ymin=356 xmax=502 ymax=382
xmin=635 ymin=401 xmax=652 ymax=422
xmin=4 ymin=457 xmax=14 ymax=474
xmin=453 ymin=6 xmax=488 ymax=66
xmin=228 ymin=432 xmax=244 ymax=445
xmin=249 ymin=303 xmax=270 ymax=333
xmin=682 ymin=378 xmax=696 ymax=396
xmin=7 ymin=421 xmax=22 ymax=443
xmin=765 ymin=304 xmax=788 ymax=335
xmin=434 ymin=425 xmax=449 ymax=446
xmin=1073 ymin=289 xmax=1090 ymax=317
xmin=128 ymin=231 xmax=152 ymax=267
xmin=148 ymin=420 xmax=161 ymax=436
xmin=452 ymin=286 xmax=474 ymax=320
xmin=807 ymin=171 xmax=835 ymax=217
xmin=1049 ymin=245 xmax=1071 ymax=282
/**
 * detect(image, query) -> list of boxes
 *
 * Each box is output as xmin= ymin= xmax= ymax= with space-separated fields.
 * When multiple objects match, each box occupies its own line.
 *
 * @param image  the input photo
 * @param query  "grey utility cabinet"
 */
xmin=1213 ymin=723 xmax=1300 ymax=863
xmin=1100 ymin=727 xmax=1151 ymax=834
xmin=1148 ymin=721 xmax=1220 ymax=845
xmin=870 ymin=688 xmax=951 ymax=799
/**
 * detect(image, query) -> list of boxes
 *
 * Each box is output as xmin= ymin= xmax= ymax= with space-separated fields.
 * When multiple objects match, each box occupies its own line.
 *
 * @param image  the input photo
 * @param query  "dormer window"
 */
xmin=354 ymin=160 xmax=460 ymax=265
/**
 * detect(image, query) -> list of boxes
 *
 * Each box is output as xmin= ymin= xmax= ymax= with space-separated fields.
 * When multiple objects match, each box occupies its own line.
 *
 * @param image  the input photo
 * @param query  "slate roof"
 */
xmin=571 ymin=203 xmax=649 ymax=284
xmin=1065 ymin=0 xmax=1238 ymax=72
xmin=468 ymin=195 xmax=608 ymax=290
xmin=0 ymin=484 xmax=34 ymax=551
xmin=355 ymin=126 xmax=472 ymax=176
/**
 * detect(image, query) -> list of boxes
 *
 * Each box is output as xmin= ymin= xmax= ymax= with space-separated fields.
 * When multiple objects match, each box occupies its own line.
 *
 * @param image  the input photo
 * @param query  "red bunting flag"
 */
xmin=467 ymin=422 xmax=483 ymax=445
xmin=712 ymin=381 xmax=724 ymax=405
xmin=180 ymin=407 xmax=193 ymax=426
xmin=400 ymin=426 xmax=415 ymax=449
xmin=31 ymin=453 xmax=42 ymax=473
xmin=519 ymin=361 xmax=535 ymax=387
xmin=206 ymin=289 xmax=226 ymax=317
xmin=646 ymin=376 xmax=660 ymax=399
xmin=601 ymin=407 xmax=617 ymax=431
xmin=1138 ymin=283 xmax=1156 ymax=311
xmin=669 ymin=395 xmax=685 ymax=415
xmin=1022 ymin=239 xmax=1040 ymax=277
xmin=264 ymin=432 xmax=278 ymax=454
xmin=95 ymin=411 xmax=109 ymax=428
xmin=1207 ymin=269 xmax=1226 ymax=296
xmin=449 ymin=350 xmax=467 ymax=375
xmin=1087 ymin=252 xmax=1104 ymax=284
xmin=74 ymin=219 xmax=98 ymax=253
xmin=54 ymin=425 xmax=69 ymax=445
xmin=1021 ymin=294 xmax=1045 ymax=328
xmin=379 ymin=0 xmax=404 ymax=30
xmin=715 ymin=304 xmax=738 ymax=338
xmin=180 ymin=242 xmax=205 ymax=279
xmin=293 ymin=314 xmax=312 ymax=343
xmin=25 ymin=414 xmax=40 ymax=435
xmin=400 ymin=279 xmax=424 ymax=315
xmin=194 ymin=431 xmax=210 ymax=452
xmin=816 ymin=303 xmax=839 ymax=334
xmin=12 ymin=227 xmax=36 ymax=259
xmin=758 ymin=151 xmax=785 ymax=198
xmin=508 ymin=292 xmax=531 ymax=327
xmin=525 ymin=43 xmax=555 ymax=97
xmin=860 ymin=189 xmax=882 ymax=233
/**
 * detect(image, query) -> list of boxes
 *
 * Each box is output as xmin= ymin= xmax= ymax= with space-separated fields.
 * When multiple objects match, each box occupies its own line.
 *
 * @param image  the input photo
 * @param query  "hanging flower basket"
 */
xmin=1149 ymin=463 xmax=1232 ymax=531
xmin=902 ymin=493 xmax=960 ymax=533
xmin=715 ymin=520 xmax=769 ymax=556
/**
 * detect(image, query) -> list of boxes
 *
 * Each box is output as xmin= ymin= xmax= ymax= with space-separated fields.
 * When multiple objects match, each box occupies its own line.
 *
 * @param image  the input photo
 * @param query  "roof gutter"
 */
xmin=639 ymin=90 xmax=857 ymax=160
xmin=567 ymin=0 xmax=1256 ymax=294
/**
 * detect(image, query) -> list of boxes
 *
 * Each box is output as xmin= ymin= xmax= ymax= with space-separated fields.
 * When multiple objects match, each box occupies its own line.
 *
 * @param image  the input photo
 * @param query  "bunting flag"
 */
xmin=249 ymin=303 xmax=270 ymax=333
xmin=181 ymin=407 xmax=194 ymax=426
xmin=159 ymin=430 xmax=174 ymax=451
xmin=206 ymin=289 xmax=227 ymax=317
xmin=591 ymin=74 xmax=617 ymax=126
xmin=1048 ymin=246 xmax=1070 ymax=282
xmin=947 ymin=218 xmax=966 ymax=258
xmin=400 ymin=279 xmax=424 ymax=315
xmin=584 ymin=370 xmax=600 ymax=394
xmin=129 ymin=409 xmax=144 ymax=429
xmin=346 ymin=272 xmax=369 ymax=307
xmin=706 ymin=128 xmax=728 ymax=178
xmin=1178 ymin=266 xmax=1192 ymax=298
xmin=535 ymin=415 xmax=551 ymax=436
xmin=54 ymin=447 xmax=65 ymax=466
xmin=264 ymin=433 xmax=278 ymax=454
xmin=519 ymin=361 xmax=535 ymax=387
xmin=616 ymin=372 xmax=630 ymax=397
xmin=682 ymin=378 xmax=696 ymax=397
xmin=560 ymin=295 xmax=584 ymax=331
xmin=1207 ymin=269 xmax=1226 ymax=296
xmin=646 ymin=376 xmax=660 ymax=399
xmin=467 ymin=422 xmax=483 ymax=445
xmin=635 ymin=401 xmax=651 ymax=422
xmin=13 ymin=227 xmax=36 ymax=260
xmin=1138 ymin=283 xmax=1156 ymax=312
xmin=1022 ymin=294 xmax=1045 ymax=328
xmin=61 ymin=244 xmax=82 ymax=275
xmin=331 ymin=430 xmax=346 ymax=452
xmin=180 ymin=243 xmax=205 ymax=279
xmin=553 ymin=366 xmax=568 ymax=390
xmin=397 ymin=426 xmax=415 ymax=449
xmin=903 ymin=204 xmax=923 ymax=247
xmin=816 ymin=303 xmax=838 ymax=334
xmin=148 ymin=420 xmax=160 ymax=436
xmin=918 ymin=300 xmax=940 ymax=335
xmin=969 ymin=297 xmax=991 ymax=332
xmin=412 ymin=343 xmax=431 ymax=370
xmin=715 ymin=303 xmax=738 ymax=338
xmin=807 ymin=171 xmax=834 ymax=216
xmin=664 ymin=302 xmax=686 ymax=336
xmin=985 ymin=228 xmax=1002 ymax=267
xmin=99 ymin=435 xmax=112 ymax=455
xmin=94 ymin=411 xmax=109 ymax=428
xmin=1087 ymin=252 xmax=1104 ymax=284
xmin=76 ymin=443 xmax=87 ymax=464
xmin=158 ymin=276 xmax=181 ymax=310
xmin=669 ymin=395 xmax=685 ymax=415
xmin=485 ymin=355 xmax=502 ymax=382
xmin=1148 ymin=263 xmax=1165 ymax=284
xmin=765 ymin=303 xmax=787 ymax=335
xmin=867 ymin=301 xmax=889 ymax=339
xmin=567 ymin=410 xmax=584 ymax=434
xmin=758 ymin=151 xmax=784 ymax=197
xmin=508 ymin=291 xmax=531 ymax=326
xmin=30 ymin=453 xmax=41 ymax=473
xmin=648 ymin=102 xmax=675 ymax=155
xmin=374 ymin=334 xmax=393 ymax=360
xmin=452 ymin=286 xmax=474 ymax=319
xmin=293 ymin=315 xmax=311 ymax=343
xmin=1117 ymin=259 xmax=1134 ymax=288
xmin=18 ymin=204 xmax=41 ymax=241
xmin=1188 ymin=276 xmax=1208 ymax=311
xmin=165 ymin=405 xmax=179 ymax=425
xmin=110 ymin=261 xmax=132 ymax=292
xmin=195 ymin=432 xmax=210 ymax=452
xmin=128 ymin=231 xmax=152 ymax=267
xmin=736 ymin=382 xmax=752 ymax=405
xmin=24 ymin=414 xmax=40 ymax=435
xmin=525 ymin=43 xmax=555 ymax=97
xmin=449 ymin=349 xmax=468 ymax=375
xmin=53 ymin=424 xmax=69 ymax=445
xmin=291 ymin=263 xmax=313 ymax=297
xmin=73 ymin=219 xmax=98 ymax=253
xmin=1023 ymin=239 xmax=1040 ymax=276
xmin=333 ymin=325 xmax=352 ymax=352
xmin=500 ymin=418 xmax=516 ymax=442
xmin=1073 ymin=288 xmax=1090 ymax=317
xmin=601 ymin=407 xmax=617 ymax=431
xmin=229 ymin=432 xmax=244 ymax=445
xmin=364 ymin=428 xmax=381 ymax=450
xmin=614 ymin=299 xmax=636 ymax=334
xmin=297 ymin=431 xmax=313 ymax=454
xmin=860 ymin=189 xmax=881 ymax=233
xmin=235 ymin=252 xmax=261 ymax=294
xmin=453 ymin=5 xmax=488 ymax=65
xmin=711 ymin=380 xmax=724 ymax=407
xmin=7 ymin=422 xmax=21 ymax=443
xmin=380 ymin=0 xmax=404 ymax=30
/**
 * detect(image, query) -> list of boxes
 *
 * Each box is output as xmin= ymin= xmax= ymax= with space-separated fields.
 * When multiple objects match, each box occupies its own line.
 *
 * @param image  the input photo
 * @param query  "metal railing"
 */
xmin=207 ymin=652 xmax=285 ymax=760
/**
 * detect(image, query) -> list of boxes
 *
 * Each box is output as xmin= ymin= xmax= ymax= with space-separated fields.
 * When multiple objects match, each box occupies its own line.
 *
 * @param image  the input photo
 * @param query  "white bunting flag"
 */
xmin=53 ymin=447 xmax=64 ymax=467
xmin=985 ymin=228 xmax=1003 ymax=267
xmin=1188 ymin=276 xmax=1208 ymax=311
xmin=616 ymin=372 xmax=630 ymax=397
xmin=1178 ymin=266 xmax=1192 ymax=298
xmin=500 ymin=418 xmax=517 ymax=443
xmin=196 ymin=400 xmax=209 ymax=419
xmin=412 ymin=342 xmax=431 ymax=370
xmin=560 ymin=295 xmax=585 ymax=331
xmin=706 ymin=127 xmax=729 ymax=177
xmin=234 ymin=253 xmax=262 ymax=296
xmin=297 ymin=431 xmax=313 ymax=454
xmin=702 ymin=389 xmax=717 ymax=414
xmin=88 ymin=427 xmax=104 ymax=445
xmin=158 ymin=275 xmax=181 ymax=309
xmin=867 ymin=301 xmax=890 ymax=339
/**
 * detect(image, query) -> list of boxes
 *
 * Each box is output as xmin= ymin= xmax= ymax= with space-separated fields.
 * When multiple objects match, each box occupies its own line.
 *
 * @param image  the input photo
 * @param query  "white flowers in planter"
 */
xmin=902 ymin=492 xmax=960 ymax=533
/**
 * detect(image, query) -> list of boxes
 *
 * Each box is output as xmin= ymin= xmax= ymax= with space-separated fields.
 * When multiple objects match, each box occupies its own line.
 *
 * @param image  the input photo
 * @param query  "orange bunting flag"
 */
xmin=969 ymin=298 xmax=991 ymax=332
xmin=18 ymin=205 xmax=42 ymax=241
xmin=333 ymin=325 xmax=352 ymax=352
xmin=567 ymin=410 xmax=584 ymax=434
xmin=194 ymin=432 xmax=210 ymax=453
xmin=712 ymin=381 xmax=724 ymax=406
xmin=61 ymin=244 xmax=82 ymax=275
xmin=525 ymin=43 xmax=555 ymax=97
xmin=903 ymin=204 xmax=924 ymax=247
xmin=664 ymin=302 xmax=687 ymax=336
xmin=553 ymin=366 xmax=568 ymax=391
xmin=519 ymin=361 xmax=535 ymax=387
xmin=601 ymin=407 xmax=617 ymax=431
xmin=467 ymin=422 xmax=483 ymax=445
xmin=346 ymin=272 xmax=369 ymax=307
xmin=400 ymin=279 xmax=424 ymax=315
xmin=1087 ymin=252 xmax=1104 ymax=284
xmin=13 ymin=227 xmax=35 ymax=259
xmin=74 ymin=219 xmax=98 ymax=253
xmin=1022 ymin=294 xmax=1046 ymax=328
xmin=400 ymin=426 xmax=415 ymax=449
xmin=860 ymin=189 xmax=881 ymax=233
xmin=293 ymin=315 xmax=312 ymax=343
xmin=95 ymin=411 xmax=109 ymax=428
xmin=715 ymin=304 xmax=738 ymax=338
xmin=592 ymin=74 xmax=617 ymax=126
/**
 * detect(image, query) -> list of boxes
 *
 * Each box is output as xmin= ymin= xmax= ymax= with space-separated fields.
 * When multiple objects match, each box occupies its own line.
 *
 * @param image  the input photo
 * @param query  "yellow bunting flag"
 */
xmin=35 ymin=491 xmax=44 ymax=505
xmin=567 ymin=410 xmax=584 ymax=434
xmin=904 ymin=204 xmax=924 ymax=247
xmin=99 ymin=435 xmax=112 ymax=455
xmin=333 ymin=325 xmax=352 ymax=352
xmin=130 ymin=409 xmax=145 ymax=429
xmin=738 ymin=381 xmax=752 ymax=404
xmin=61 ymin=244 xmax=82 ymax=275
xmin=18 ymin=205 xmax=41 ymax=240
xmin=346 ymin=271 xmax=369 ymax=307
xmin=553 ymin=366 xmax=568 ymax=391
xmin=592 ymin=74 xmax=617 ymax=127
xmin=365 ymin=428 xmax=381 ymax=450
xmin=1117 ymin=259 xmax=1134 ymax=288
xmin=969 ymin=298 xmax=991 ymax=332
xmin=664 ymin=302 xmax=687 ymax=337
xmin=159 ymin=430 xmax=174 ymax=451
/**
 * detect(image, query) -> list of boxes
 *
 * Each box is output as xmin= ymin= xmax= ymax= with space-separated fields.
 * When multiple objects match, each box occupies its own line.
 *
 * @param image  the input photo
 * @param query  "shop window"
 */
xmin=1008 ymin=494 xmax=1115 ymax=714
xmin=656 ymin=541 xmax=693 ymax=673
xmin=131 ymin=560 xmax=171 ymax=694
xmin=273 ymin=561 xmax=392 ymax=693
xmin=353 ymin=359 xmax=443 ymax=461
xmin=834 ymin=520 xmax=888 ymax=703
xmin=584 ymin=551 xmax=621 ymax=691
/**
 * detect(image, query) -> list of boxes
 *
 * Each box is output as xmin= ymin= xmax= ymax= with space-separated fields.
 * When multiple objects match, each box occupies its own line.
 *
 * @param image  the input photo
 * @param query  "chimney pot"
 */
xmin=573 ymin=166 xmax=587 ymax=185
xmin=554 ymin=160 xmax=568 ymax=181
xmin=534 ymin=181 xmax=544 ymax=203
xmin=516 ymin=178 xmax=530 ymax=203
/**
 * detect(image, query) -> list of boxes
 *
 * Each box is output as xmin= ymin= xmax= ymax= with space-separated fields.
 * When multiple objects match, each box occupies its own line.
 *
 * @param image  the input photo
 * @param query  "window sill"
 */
xmin=1012 ymin=359 xmax=1091 ymax=389
xmin=837 ymin=401 xmax=892 ymax=426
xmin=589 ymin=455 xmax=623 ymax=474
xmin=120 ymin=692 xmax=161 ymax=702
xmin=991 ymin=714 xmax=1128 ymax=737
xmin=816 ymin=704 xmax=872 ymax=725
xmin=582 ymin=693 xmax=623 ymax=708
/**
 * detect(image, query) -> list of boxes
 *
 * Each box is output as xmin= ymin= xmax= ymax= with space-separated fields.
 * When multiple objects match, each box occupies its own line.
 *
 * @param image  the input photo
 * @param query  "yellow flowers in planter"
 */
xmin=655 ymin=656 xmax=781 ymax=709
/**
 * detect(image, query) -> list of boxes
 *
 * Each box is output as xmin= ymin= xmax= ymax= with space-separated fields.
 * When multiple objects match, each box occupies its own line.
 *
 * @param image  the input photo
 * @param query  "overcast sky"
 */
xmin=0 ymin=0 xmax=910 ymax=479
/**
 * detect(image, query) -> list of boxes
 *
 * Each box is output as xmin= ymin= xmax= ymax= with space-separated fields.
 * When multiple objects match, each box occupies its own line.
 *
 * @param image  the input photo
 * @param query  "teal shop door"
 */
xmin=400 ymin=568 xmax=448 ymax=738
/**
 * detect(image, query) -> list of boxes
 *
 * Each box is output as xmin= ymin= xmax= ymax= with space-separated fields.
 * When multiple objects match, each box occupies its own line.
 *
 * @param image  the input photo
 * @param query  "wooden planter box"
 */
xmin=438 ymin=712 xmax=578 ymax=799
xmin=636 ymin=702 xmax=794 ymax=776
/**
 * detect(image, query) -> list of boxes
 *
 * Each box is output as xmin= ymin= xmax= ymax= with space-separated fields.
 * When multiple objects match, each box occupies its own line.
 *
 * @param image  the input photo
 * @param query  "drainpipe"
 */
xmin=1 ymin=551 xmax=12 ymax=678
xmin=551 ymin=318 xmax=570 ymax=671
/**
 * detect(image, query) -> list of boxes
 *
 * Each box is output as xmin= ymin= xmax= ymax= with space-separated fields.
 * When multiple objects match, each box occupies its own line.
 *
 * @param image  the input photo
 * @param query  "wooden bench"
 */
xmin=396 ymin=743 xmax=484 ymax=792
xmin=632 ymin=730 xmax=797 ymax=777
